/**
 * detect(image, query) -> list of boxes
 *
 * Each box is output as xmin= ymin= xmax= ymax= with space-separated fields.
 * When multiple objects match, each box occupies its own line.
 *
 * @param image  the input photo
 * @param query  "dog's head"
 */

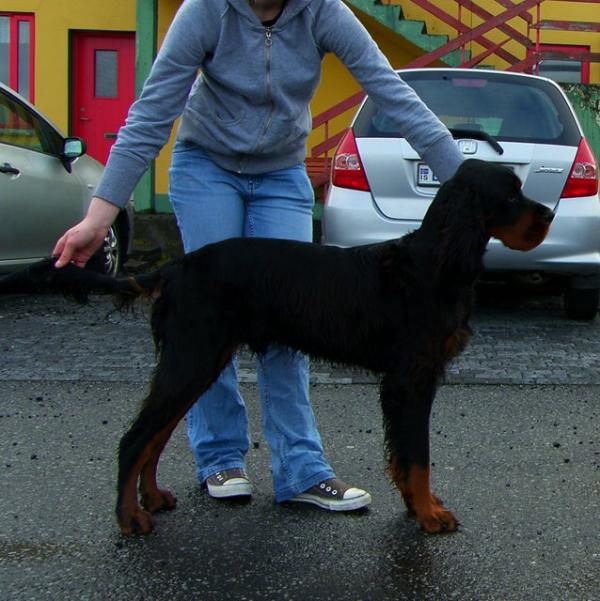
xmin=452 ymin=159 xmax=554 ymax=251
xmin=420 ymin=158 xmax=555 ymax=282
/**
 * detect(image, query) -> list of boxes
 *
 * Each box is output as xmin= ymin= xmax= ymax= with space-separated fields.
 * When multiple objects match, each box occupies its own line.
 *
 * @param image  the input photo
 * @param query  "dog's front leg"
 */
xmin=380 ymin=369 xmax=458 ymax=534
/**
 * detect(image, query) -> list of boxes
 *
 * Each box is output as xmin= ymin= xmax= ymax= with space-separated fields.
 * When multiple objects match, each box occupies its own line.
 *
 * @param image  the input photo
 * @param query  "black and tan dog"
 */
xmin=0 ymin=159 xmax=554 ymax=535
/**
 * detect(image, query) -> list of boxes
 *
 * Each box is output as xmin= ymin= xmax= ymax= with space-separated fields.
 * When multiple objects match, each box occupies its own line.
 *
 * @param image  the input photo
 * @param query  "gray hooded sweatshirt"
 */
xmin=95 ymin=0 xmax=464 ymax=208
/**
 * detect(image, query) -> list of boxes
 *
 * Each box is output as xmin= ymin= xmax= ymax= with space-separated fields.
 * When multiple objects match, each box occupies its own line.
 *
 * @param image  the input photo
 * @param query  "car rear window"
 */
xmin=353 ymin=71 xmax=581 ymax=146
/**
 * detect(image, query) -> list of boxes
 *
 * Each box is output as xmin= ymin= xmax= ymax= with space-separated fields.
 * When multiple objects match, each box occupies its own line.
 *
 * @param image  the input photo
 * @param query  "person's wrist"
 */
xmin=86 ymin=197 xmax=120 ymax=231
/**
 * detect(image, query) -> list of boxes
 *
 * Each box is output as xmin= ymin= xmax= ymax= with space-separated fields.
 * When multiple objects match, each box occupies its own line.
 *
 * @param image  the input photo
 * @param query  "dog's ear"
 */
xmin=434 ymin=180 xmax=489 ymax=281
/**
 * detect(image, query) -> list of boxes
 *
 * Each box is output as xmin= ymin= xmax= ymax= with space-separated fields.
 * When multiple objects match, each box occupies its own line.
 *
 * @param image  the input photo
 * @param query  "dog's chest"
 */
xmin=437 ymin=293 xmax=474 ymax=361
xmin=444 ymin=325 xmax=472 ymax=360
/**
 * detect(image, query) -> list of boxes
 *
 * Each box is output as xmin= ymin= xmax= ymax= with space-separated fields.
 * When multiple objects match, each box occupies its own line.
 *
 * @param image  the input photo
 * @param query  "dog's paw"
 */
xmin=415 ymin=499 xmax=459 ymax=534
xmin=141 ymin=489 xmax=177 ymax=514
xmin=118 ymin=508 xmax=156 ymax=536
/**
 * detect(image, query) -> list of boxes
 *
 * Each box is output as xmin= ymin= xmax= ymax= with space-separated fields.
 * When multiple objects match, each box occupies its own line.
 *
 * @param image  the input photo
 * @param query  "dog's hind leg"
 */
xmin=381 ymin=368 xmax=458 ymax=534
xmin=116 ymin=338 xmax=236 ymax=536
xmin=115 ymin=395 xmax=197 ymax=535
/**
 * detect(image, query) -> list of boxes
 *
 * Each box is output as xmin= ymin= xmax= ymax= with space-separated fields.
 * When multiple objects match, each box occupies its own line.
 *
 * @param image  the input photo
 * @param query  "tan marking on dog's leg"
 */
xmin=389 ymin=459 xmax=458 ymax=533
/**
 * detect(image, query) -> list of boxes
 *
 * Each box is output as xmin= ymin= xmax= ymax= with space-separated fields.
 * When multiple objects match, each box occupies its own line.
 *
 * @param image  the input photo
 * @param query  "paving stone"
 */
xmin=0 ymin=292 xmax=598 ymax=385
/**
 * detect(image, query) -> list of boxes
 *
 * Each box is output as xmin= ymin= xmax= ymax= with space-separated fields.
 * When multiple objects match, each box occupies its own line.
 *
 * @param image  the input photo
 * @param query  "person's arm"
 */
xmin=314 ymin=0 xmax=463 ymax=183
xmin=54 ymin=0 xmax=218 ymax=267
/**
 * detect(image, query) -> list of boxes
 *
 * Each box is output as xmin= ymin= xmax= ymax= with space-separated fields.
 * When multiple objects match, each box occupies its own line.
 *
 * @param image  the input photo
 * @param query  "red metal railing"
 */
xmin=307 ymin=0 xmax=600 ymax=189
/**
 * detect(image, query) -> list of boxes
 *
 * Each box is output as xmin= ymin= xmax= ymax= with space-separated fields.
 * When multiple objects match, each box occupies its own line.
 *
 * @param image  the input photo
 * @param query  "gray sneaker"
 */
xmin=205 ymin=468 xmax=253 ymax=498
xmin=289 ymin=478 xmax=371 ymax=511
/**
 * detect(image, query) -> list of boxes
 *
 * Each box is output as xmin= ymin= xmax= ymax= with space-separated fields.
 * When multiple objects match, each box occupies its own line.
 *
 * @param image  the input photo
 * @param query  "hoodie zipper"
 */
xmin=238 ymin=26 xmax=275 ymax=173
xmin=257 ymin=28 xmax=275 ymax=149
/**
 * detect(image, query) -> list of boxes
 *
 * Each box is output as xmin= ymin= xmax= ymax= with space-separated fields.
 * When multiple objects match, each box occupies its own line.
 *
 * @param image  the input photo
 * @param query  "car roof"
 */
xmin=396 ymin=67 xmax=566 ymax=90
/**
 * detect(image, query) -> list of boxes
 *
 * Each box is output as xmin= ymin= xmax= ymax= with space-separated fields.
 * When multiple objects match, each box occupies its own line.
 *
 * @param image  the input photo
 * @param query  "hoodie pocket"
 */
xmin=212 ymin=103 xmax=245 ymax=126
xmin=267 ymin=117 xmax=301 ymax=144
xmin=187 ymin=85 xmax=246 ymax=127
xmin=258 ymin=112 xmax=308 ymax=153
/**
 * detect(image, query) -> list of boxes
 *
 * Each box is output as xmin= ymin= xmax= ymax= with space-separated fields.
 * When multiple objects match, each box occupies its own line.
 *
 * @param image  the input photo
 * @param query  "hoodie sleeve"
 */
xmin=94 ymin=0 xmax=220 ymax=208
xmin=314 ymin=0 xmax=464 ymax=183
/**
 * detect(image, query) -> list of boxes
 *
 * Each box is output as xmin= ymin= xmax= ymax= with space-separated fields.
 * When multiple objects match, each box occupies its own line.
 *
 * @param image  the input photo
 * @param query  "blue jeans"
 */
xmin=168 ymin=141 xmax=335 ymax=501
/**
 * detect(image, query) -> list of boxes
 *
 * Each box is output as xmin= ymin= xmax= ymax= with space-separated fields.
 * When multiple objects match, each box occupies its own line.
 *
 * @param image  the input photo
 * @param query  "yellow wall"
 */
xmin=155 ymin=1 xmax=181 ymax=196
xmin=3 ymin=0 xmax=136 ymax=131
xmin=7 ymin=0 xmax=599 ymax=202
xmin=154 ymin=0 xmax=600 ymax=195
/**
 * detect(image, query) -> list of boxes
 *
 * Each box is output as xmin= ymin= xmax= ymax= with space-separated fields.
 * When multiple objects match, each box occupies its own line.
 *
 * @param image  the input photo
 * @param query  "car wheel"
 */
xmin=563 ymin=287 xmax=599 ymax=321
xmin=89 ymin=223 xmax=122 ymax=277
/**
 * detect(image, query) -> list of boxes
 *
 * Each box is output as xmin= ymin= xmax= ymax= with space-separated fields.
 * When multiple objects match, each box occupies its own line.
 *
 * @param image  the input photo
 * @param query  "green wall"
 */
xmin=563 ymin=84 xmax=600 ymax=162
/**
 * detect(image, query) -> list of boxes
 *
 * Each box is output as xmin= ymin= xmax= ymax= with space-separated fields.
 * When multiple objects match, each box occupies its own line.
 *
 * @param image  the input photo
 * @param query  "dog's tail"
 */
xmin=0 ymin=258 xmax=164 ymax=306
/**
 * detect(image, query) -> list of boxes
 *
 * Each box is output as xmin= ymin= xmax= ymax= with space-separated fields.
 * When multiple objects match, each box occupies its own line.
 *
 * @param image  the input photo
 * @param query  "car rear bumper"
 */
xmin=322 ymin=187 xmax=600 ymax=277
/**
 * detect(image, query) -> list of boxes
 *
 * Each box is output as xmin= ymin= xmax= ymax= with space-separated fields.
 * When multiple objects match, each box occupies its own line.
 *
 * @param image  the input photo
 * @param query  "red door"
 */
xmin=72 ymin=32 xmax=135 ymax=164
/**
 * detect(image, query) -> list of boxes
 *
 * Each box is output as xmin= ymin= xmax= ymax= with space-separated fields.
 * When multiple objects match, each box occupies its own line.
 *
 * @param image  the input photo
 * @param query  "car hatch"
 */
xmin=357 ymin=137 xmax=573 ymax=220
xmin=352 ymin=69 xmax=581 ymax=221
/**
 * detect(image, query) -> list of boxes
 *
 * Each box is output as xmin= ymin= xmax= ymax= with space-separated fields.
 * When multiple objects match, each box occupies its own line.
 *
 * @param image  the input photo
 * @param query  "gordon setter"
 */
xmin=0 ymin=159 xmax=554 ymax=535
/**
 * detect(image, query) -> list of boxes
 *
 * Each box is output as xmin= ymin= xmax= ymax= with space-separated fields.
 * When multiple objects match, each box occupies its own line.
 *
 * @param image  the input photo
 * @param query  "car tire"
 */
xmin=89 ymin=223 xmax=122 ymax=277
xmin=563 ymin=287 xmax=599 ymax=321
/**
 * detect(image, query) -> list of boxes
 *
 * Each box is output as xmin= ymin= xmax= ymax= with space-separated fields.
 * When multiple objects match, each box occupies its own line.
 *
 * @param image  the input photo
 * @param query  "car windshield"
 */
xmin=354 ymin=71 xmax=581 ymax=146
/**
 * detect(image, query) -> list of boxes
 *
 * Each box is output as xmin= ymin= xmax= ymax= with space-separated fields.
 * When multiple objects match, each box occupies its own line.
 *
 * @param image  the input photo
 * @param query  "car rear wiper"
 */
xmin=450 ymin=128 xmax=504 ymax=156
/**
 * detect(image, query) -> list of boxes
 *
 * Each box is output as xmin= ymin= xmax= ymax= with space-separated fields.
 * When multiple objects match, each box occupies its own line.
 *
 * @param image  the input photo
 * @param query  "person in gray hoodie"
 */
xmin=53 ymin=0 xmax=464 ymax=511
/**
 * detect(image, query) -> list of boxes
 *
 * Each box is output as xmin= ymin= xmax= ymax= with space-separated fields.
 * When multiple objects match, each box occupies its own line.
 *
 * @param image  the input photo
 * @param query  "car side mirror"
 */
xmin=61 ymin=137 xmax=86 ymax=172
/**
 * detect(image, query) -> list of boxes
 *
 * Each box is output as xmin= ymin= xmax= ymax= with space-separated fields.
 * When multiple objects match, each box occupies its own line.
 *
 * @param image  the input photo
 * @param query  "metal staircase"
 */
xmin=307 ymin=0 xmax=600 ymax=191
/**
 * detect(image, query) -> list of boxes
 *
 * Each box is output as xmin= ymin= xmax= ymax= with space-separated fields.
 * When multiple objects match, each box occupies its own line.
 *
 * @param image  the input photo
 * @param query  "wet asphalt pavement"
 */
xmin=0 ymin=292 xmax=599 ymax=601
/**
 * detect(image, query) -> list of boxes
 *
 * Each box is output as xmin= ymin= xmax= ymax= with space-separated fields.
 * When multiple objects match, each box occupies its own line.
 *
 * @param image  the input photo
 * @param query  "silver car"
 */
xmin=0 ymin=82 xmax=133 ymax=276
xmin=323 ymin=69 xmax=600 ymax=320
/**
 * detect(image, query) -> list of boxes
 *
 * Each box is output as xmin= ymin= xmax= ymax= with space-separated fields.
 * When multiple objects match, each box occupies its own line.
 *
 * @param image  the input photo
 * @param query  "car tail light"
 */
xmin=331 ymin=128 xmax=370 ymax=191
xmin=561 ymin=138 xmax=599 ymax=198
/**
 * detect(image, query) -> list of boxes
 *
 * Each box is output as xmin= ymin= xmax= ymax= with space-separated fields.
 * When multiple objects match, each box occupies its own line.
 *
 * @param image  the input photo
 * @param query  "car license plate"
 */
xmin=417 ymin=163 xmax=440 ymax=187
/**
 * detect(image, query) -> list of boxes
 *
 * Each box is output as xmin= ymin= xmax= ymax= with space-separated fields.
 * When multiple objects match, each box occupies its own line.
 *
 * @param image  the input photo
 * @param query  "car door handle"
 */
xmin=104 ymin=133 xmax=118 ymax=140
xmin=0 ymin=163 xmax=20 ymax=175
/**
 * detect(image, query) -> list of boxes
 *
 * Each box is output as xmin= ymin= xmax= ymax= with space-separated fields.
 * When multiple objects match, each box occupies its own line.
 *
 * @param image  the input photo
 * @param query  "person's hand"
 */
xmin=53 ymin=197 xmax=120 ymax=268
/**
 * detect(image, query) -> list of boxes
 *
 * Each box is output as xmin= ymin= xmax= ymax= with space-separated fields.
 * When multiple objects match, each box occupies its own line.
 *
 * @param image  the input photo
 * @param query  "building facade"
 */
xmin=1 ymin=0 xmax=598 ymax=212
